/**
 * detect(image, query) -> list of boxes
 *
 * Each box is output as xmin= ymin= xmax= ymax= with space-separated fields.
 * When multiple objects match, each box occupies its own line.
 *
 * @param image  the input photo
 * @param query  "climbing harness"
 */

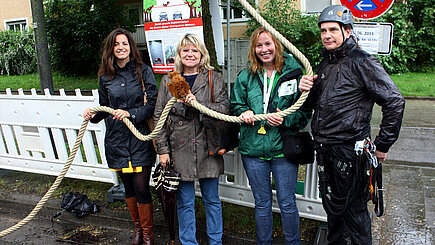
xmin=317 ymin=143 xmax=361 ymax=216
xmin=317 ymin=138 xmax=384 ymax=217
xmin=0 ymin=0 xmax=314 ymax=237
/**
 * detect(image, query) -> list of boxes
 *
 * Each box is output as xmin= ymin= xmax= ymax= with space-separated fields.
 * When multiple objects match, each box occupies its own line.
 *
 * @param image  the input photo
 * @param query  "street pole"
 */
xmin=30 ymin=0 xmax=54 ymax=94
xmin=226 ymin=0 xmax=231 ymax=98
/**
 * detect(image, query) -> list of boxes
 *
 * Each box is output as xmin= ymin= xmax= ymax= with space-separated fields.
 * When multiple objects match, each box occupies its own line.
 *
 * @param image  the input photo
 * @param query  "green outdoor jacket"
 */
xmin=230 ymin=53 xmax=312 ymax=159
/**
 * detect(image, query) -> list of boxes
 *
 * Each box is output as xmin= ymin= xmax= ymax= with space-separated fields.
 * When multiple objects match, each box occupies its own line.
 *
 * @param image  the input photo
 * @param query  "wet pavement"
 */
xmin=371 ymin=161 xmax=434 ymax=244
xmin=0 ymin=187 xmax=259 ymax=244
xmin=372 ymin=98 xmax=435 ymax=128
xmin=0 ymin=98 xmax=434 ymax=244
xmin=370 ymin=99 xmax=435 ymax=244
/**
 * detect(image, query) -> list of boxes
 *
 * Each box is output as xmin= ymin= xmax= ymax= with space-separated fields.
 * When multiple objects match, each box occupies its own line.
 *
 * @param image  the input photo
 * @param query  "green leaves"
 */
xmin=0 ymin=30 xmax=37 ymax=76
xmin=45 ymin=0 xmax=136 ymax=76
xmin=374 ymin=0 xmax=434 ymax=73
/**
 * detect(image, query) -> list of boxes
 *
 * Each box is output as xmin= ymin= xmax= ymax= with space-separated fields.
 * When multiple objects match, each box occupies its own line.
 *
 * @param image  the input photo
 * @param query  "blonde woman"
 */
xmin=154 ymin=34 xmax=229 ymax=245
xmin=230 ymin=27 xmax=312 ymax=244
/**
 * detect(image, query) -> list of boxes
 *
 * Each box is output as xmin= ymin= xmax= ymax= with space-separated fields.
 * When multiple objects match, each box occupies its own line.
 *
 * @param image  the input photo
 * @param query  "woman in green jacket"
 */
xmin=230 ymin=27 xmax=311 ymax=245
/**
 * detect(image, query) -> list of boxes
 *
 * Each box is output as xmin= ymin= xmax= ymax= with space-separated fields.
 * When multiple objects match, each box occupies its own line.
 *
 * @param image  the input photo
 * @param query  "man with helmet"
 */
xmin=299 ymin=5 xmax=405 ymax=244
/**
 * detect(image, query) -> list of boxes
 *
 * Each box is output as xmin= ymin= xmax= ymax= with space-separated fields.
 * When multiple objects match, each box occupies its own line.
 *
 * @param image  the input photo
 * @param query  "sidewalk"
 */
xmin=371 ymin=161 xmax=434 ymax=244
xmin=370 ymin=99 xmax=435 ymax=244
xmin=1 ymin=160 xmax=433 ymax=244
xmin=0 ymin=189 xmax=258 ymax=244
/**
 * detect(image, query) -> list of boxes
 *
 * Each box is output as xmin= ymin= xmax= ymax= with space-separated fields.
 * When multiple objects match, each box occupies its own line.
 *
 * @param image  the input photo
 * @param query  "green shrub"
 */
xmin=0 ymin=30 xmax=37 ymax=75
xmin=375 ymin=0 xmax=435 ymax=73
xmin=45 ymin=0 xmax=135 ymax=76
xmin=244 ymin=0 xmax=434 ymax=74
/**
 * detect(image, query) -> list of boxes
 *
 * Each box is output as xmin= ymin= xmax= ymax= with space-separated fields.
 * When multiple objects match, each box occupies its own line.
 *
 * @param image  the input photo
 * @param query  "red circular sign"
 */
xmin=340 ymin=0 xmax=395 ymax=20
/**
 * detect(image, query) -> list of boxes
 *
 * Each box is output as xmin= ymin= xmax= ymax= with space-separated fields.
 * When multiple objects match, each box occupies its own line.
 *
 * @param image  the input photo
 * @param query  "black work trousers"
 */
xmin=317 ymin=143 xmax=372 ymax=245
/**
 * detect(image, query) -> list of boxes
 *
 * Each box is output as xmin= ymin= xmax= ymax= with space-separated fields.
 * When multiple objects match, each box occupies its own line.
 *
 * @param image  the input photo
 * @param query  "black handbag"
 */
xmin=282 ymin=131 xmax=315 ymax=165
xmin=203 ymin=70 xmax=239 ymax=156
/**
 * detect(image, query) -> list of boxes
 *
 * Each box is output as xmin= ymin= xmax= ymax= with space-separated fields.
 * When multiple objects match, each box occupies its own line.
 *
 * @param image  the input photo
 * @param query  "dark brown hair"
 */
xmin=98 ymin=28 xmax=144 ymax=82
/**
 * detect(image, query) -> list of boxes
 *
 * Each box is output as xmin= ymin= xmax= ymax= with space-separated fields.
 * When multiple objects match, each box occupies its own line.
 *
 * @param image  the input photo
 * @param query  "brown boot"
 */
xmin=138 ymin=203 xmax=154 ymax=245
xmin=126 ymin=197 xmax=143 ymax=245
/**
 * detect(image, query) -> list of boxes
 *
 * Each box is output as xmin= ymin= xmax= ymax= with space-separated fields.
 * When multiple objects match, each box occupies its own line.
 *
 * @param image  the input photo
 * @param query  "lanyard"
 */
xmin=263 ymin=70 xmax=276 ymax=114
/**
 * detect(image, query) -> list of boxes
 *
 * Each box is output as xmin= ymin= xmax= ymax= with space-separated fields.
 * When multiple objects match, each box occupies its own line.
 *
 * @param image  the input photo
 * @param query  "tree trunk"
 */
xmin=30 ymin=0 xmax=54 ymax=94
xmin=201 ymin=0 xmax=219 ymax=69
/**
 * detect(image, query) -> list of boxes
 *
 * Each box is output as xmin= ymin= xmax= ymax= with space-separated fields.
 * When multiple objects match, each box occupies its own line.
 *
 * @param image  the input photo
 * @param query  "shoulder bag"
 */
xmin=281 ymin=131 xmax=315 ymax=165
xmin=202 ymin=70 xmax=239 ymax=156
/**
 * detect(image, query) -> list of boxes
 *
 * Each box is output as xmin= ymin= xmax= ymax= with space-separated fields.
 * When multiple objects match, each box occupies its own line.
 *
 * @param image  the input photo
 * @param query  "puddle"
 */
xmin=57 ymin=225 xmax=107 ymax=244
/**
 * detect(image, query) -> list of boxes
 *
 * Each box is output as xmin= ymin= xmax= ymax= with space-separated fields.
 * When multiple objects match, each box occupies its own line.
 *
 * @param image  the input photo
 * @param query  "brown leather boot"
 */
xmin=126 ymin=197 xmax=143 ymax=245
xmin=138 ymin=203 xmax=154 ymax=245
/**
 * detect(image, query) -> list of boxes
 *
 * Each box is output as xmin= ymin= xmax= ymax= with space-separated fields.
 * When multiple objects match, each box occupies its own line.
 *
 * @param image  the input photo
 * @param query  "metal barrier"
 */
xmin=0 ymin=88 xmax=326 ymax=222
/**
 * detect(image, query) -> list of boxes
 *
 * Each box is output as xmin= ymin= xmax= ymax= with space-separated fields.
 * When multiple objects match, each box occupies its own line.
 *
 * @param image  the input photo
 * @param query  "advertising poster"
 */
xmin=143 ymin=0 xmax=203 ymax=73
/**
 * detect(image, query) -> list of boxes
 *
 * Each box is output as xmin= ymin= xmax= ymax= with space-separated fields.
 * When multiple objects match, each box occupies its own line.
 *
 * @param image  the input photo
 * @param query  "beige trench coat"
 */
xmin=154 ymin=69 xmax=229 ymax=181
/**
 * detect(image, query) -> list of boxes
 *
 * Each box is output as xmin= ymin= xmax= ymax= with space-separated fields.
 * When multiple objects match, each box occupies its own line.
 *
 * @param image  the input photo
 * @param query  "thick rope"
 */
xmin=90 ymin=98 xmax=177 ymax=141
xmin=0 ymin=0 xmax=314 ymax=238
xmin=0 ymin=98 xmax=176 ymax=238
xmin=0 ymin=119 xmax=89 ymax=237
xmin=236 ymin=0 xmax=312 ymax=119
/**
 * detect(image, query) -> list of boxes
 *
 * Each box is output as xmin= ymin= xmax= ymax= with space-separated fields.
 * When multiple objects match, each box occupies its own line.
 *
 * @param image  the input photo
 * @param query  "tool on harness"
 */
xmin=357 ymin=138 xmax=384 ymax=216
xmin=361 ymin=139 xmax=384 ymax=217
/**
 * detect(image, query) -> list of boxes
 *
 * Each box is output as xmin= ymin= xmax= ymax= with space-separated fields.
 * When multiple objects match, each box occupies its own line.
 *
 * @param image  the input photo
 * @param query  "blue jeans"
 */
xmin=177 ymin=178 xmax=223 ymax=245
xmin=241 ymin=155 xmax=300 ymax=245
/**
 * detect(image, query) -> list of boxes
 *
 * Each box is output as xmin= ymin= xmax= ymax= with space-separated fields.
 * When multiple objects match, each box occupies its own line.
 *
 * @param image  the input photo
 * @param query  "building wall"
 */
xmin=222 ymin=22 xmax=249 ymax=40
xmin=0 ymin=0 xmax=32 ymax=31
xmin=221 ymin=0 xmax=341 ymax=40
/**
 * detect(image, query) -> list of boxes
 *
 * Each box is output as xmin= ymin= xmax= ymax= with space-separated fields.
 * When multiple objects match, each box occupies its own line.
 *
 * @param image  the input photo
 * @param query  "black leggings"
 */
xmin=118 ymin=166 xmax=152 ymax=204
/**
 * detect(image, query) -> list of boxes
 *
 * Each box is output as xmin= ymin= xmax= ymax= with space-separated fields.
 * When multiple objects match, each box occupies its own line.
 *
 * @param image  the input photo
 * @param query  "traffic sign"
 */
xmin=340 ymin=0 xmax=395 ymax=20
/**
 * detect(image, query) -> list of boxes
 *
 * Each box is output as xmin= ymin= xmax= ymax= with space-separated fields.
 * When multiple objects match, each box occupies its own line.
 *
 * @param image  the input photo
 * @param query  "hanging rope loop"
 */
xmin=0 ymin=0 xmax=314 ymax=238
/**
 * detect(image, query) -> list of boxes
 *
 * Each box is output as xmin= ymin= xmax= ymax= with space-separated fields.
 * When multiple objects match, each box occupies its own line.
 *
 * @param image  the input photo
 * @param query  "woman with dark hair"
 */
xmin=230 ymin=27 xmax=312 ymax=245
xmin=154 ymin=34 xmax=228 ymax=245
xmin=83 ymin=28 xmax=157 ymax=245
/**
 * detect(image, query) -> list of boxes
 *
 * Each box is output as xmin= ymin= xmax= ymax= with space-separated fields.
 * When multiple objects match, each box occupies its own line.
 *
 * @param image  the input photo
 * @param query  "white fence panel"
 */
xmin=0 ymin=88 xmax=117 ymax=184
xmin=0 ymin=88 xmax=326 ymax=222
xmin=205 ymin=150 xmax=326 ymax=222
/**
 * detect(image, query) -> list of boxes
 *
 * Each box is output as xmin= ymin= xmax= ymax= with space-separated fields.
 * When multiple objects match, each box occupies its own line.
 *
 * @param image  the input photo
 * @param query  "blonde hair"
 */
xmin=174 ymin=34 xmax=214 ymax=73
xmin=248 ymin=27 xmax=284 ymax=74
